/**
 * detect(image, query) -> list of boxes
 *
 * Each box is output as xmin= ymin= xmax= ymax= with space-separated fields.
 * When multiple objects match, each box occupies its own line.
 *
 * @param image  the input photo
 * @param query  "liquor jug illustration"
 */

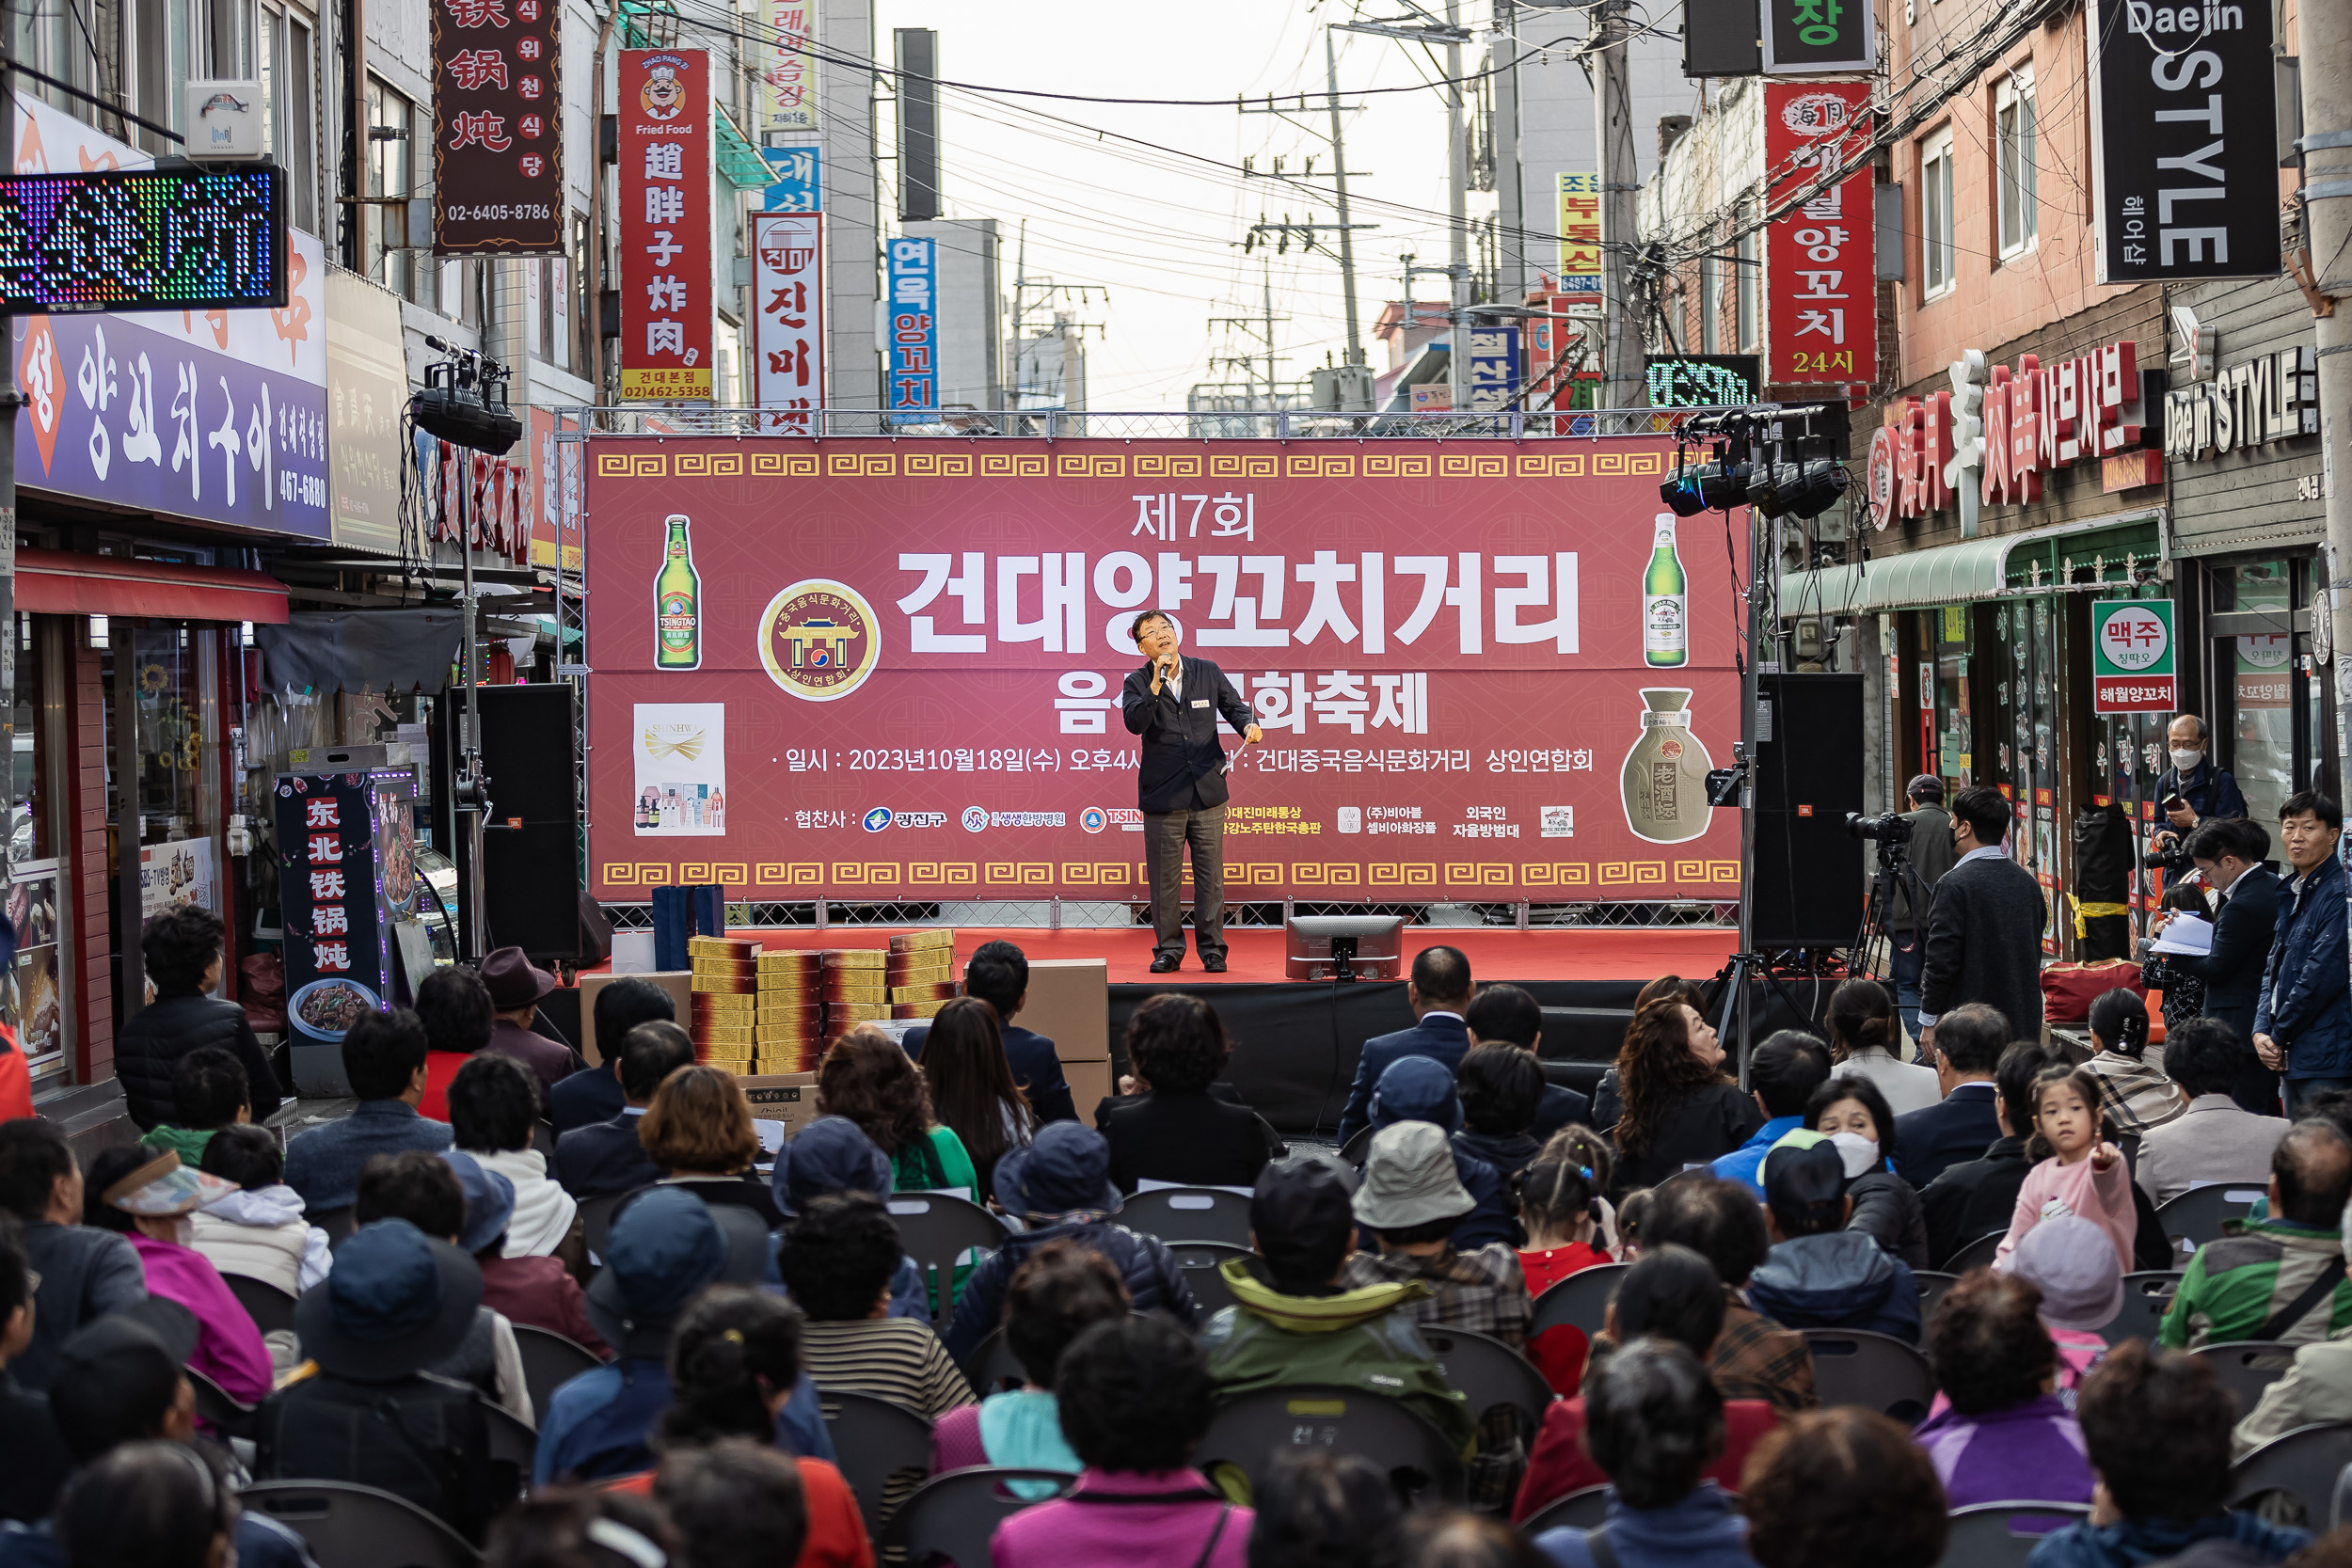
xmin=1621 ymin=689 xmax=1714 ymax=844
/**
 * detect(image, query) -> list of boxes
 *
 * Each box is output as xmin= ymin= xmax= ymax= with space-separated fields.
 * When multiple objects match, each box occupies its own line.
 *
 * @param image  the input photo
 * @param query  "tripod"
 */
xmin=1851 ymin=843 xmax=1931 ymax=983
xmin=1711 ymin=949 xmax=1838 ymax=1077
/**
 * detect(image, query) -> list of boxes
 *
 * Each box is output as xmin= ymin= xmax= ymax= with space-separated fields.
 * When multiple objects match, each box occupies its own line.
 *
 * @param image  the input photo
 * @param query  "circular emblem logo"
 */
xmin=1660 ymin=738 xmax=1684 ymax=760
xmin=1779 ymin=90 xmax=1853 ymax=139
xmin=961 ymin=806 xmax=988 ymax=833
xmin=640 ymin=57 xmax=688 ymax=121
xmin=1080 ymin=807 xmax=1107 ymax=834
xmin=757 ymin=579 xmax=881 ymax=702
xmin=862 ymin=807 xmax=893 ymax=832
xmin=1866 ymin=425 xmax=1899 ymax=530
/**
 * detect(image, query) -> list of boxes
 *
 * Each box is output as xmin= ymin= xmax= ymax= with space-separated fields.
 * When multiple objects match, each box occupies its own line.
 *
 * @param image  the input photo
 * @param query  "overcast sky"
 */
xmin=868 ymin=0 xmax=1504 ymax=408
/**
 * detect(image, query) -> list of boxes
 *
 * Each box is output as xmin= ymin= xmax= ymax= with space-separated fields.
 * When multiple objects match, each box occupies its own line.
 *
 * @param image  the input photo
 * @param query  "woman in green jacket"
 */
xmin=818 ymin=1026 xmax=980 ymax=1195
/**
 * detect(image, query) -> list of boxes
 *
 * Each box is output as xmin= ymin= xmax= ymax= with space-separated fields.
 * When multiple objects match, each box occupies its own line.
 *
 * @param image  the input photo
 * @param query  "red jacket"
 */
xmin=479 ymin=1253 xmax=611 ymax=1358
xmin=606 ymin=1458 xmax=870 ymax=1568
xmin=1513 ymin=1394 xmax=1780 ymax=1522
xmin=0 ymin=1035 xmax=28 ymax=1123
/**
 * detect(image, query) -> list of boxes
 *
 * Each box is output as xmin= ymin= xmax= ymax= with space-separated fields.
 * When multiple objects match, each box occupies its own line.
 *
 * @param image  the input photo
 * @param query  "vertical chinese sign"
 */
xmin=1555 ymin=173 xmax=1601 ymax=302
xmin=619 ymin=50 xmax=713 ymax=401
xmin=275 ymin=772 xmax=393 ymax=1044
xmin=754 ymin=213 xmax=823 ymax=431
xmin=885 ymin=234 xmax=937 ymax=424
xmin=760 ymin=0 xmax=817 ymax=132
xmin=1763 ymin=82 xmax=1875 ymax=386
xmin=432 ymin=0 xmax=564 ymax=252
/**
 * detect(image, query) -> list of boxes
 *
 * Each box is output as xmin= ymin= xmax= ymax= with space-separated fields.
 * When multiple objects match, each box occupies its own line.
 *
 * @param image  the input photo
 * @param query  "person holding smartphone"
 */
xmin=2151 ymin=714 xmax=2249 ymax=857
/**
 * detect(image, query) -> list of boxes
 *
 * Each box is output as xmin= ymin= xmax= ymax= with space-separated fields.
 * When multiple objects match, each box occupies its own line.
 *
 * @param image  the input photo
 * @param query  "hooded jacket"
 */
xmin=2026 ymin=1511 xmax=2307 ymax=1568
xmin=1200 ymin=1259 xmax=1475 ymax=1458
xmin=1744 ymin=1231 xmax=1922 ymax=1341
xmin=946 ymin=1217 xmax=1197 ymax=1363
xmin=189 ymin=1183 xmax=333 ymax=1297
xmin=1366 ymin=1057 xmax=1517 ymax=1249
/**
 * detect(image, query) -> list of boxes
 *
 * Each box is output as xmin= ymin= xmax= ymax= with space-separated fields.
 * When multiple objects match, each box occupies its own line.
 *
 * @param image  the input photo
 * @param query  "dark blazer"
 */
xmin=902 ymin=1021 xmax=1078 ymax=1126
xmin=1120 ymin=655 xmax=1256 ymax=813
xmin=1103 ymin=1089 xmax=1271 ymax=1194
xmin=553 ymin=1112 xmax=661 ymax=1198
xmin=1531 ymin=1083 xmax=1593 ymax=1143
xmin=2257 ymin=854 xmax=2352 ymax=1081
xmin=113 ymin=990 xmax=285 ymax=1131
xmin=1919 ymin=851 xmax=2049 ymax=1041
xmin=2168 ymin=866 xmax=2280 ymax=1046
xmin=1919 ymin=1132 xmax=2029 ymax=1266
xmin=549 ymin=1064 xmax=627 ymax=1134
xmin=1612 ymin=1080 xmax=1768 ymax=1194
xmin=1336 ymin=1013 xmax=1472 ymax=1148
xmin=1892 ymin=1082 xmax=2000 ymax=1189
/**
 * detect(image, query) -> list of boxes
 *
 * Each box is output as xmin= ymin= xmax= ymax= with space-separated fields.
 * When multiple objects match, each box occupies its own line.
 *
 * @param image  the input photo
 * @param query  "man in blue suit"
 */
xmin=554 ymin=1020 xmax=695 ymax=1198
xmin=1335 ymin=945 xmax=1473 ymax=1149
xmin=901 ymin=940 xmax=1077 ymax=1125
xmin=549 ymin=977 xmax=676 ymax=1135
xmin=1891 ymin=1003 xmax=2010 ymax=1188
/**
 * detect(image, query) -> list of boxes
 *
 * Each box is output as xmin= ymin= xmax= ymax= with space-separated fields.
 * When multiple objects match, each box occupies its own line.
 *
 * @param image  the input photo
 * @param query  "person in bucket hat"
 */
xmin=943 ymin=1121 xmax=1198 ymax=1363
xmin=1339 ymin=1122 xmax=1531 ymax=1347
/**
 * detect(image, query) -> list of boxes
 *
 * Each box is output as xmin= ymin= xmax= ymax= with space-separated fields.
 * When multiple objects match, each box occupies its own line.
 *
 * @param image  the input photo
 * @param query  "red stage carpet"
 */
xmin=713 ymin=925 xmax=1737 ymax=987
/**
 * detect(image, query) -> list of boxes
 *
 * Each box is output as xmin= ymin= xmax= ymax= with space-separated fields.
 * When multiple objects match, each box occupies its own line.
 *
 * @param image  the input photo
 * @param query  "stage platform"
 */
xmin=633 ymin=924 xmax=1740 ymax=1133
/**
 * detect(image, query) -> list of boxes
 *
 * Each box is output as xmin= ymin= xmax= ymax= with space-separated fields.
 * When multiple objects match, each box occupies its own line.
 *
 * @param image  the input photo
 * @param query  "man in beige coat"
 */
xmin=2136 ymin=1020 xmax=2291 ymax=1208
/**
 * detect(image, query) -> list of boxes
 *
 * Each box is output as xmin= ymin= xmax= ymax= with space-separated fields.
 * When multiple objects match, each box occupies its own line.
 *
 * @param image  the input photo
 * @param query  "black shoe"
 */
xmin=1201 ymin=955 xmax=1228 ymax=974
xmin=1150 ymin=956 xmax=1181 ymax=974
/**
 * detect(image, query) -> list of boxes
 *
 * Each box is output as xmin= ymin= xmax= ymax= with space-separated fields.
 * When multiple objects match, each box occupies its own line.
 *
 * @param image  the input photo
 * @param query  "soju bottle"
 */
xmin=1643 ymin=514 xmax=1688 ymax=668
xmin=656 ymin=515 xmax=700 ymax=670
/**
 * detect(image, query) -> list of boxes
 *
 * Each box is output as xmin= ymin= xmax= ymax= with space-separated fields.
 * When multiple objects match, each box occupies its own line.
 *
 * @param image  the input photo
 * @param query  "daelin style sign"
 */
xmin=619 ymin=50 xmax=713 ymax=401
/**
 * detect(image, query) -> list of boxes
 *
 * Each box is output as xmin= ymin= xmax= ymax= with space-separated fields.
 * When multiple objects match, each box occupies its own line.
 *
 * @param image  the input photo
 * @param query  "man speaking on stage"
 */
xmin=1122 ymin=610 xmax=1263 ymax=974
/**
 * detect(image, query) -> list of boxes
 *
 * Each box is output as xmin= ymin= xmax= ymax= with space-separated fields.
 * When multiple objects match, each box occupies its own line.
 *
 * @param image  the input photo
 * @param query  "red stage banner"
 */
xmin=618 ymin=49 xmax=712 ymax=401
xmin=1764 ymin=82 xmax=1876 ymax=387
xmin=584 ymin=437 xmax=1745 ymax=903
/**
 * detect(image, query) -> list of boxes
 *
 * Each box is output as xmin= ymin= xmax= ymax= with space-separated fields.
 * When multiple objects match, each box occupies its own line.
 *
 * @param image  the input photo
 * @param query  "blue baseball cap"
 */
xmin=1370 ymin=1055 xmax=1463 ymax=1136
xmin=771 ymin=1116 xmax=893 ymax=1216
xmin=439 ymin=1149 xmax=516 ymax=1255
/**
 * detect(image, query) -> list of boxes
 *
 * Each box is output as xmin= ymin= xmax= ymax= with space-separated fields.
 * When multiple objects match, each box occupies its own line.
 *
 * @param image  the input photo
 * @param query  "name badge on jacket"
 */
xmin=1191 ymin=700 xmax=1210 ymax=709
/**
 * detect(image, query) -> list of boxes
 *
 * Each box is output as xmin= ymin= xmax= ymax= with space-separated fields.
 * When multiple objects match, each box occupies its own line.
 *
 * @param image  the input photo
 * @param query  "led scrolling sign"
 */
xmin=0 ymin=166 xmax=285 ymax=312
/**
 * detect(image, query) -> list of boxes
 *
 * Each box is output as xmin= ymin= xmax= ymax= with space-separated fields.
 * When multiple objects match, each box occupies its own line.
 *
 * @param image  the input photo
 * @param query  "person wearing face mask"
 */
xmin=79 ymin=1148 xmax=272 ymax=1407
xmin=2152 ymin=714 xmax=2249 ymax=846
xmin=1916 ymin=786 xmax=2048 ymax=1063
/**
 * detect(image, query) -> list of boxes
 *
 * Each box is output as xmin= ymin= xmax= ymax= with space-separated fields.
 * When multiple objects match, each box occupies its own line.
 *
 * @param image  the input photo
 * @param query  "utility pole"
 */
xmin=1593 ymin=0 xmax=1642 ymax=407
xmin=2308 ymin=0 xmax=2352 ymax=875
xmin=1445 ymin=0 xmax=1470 ymax=409
xmin=1327 ymin=28 xmax=1364 ymax=372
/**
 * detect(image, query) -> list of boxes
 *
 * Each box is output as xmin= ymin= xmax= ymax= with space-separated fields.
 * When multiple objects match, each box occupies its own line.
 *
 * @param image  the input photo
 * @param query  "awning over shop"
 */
xmin=1777 ymin=510 xmax=2165 ymax=617
xmin=14 ymin=548 xmax=291 ymax=624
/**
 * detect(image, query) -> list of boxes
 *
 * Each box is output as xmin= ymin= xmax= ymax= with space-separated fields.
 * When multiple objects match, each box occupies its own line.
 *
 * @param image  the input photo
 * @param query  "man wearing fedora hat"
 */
xmin=254 ymin=1218 xmax=516 ymax=1542
xmin=476 ymin=946 xmax=583 ymax=1100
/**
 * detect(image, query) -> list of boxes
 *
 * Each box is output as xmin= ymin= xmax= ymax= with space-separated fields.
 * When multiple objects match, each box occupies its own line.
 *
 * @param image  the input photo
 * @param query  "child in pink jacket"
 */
xmin=1994 ymin=1064 xmax=2137 ymax=1274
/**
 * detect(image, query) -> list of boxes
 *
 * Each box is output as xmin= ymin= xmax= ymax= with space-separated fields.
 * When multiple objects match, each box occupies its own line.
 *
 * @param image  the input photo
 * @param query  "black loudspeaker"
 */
xmin=1749 ymin=673 xmax=1866 ymax=948
xmin=439 ymin=684 xmax=583 ymax=962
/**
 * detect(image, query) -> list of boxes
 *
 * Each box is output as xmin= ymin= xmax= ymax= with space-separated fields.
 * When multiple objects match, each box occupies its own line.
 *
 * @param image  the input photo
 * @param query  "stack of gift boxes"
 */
xmin=885 ymin=928 xmax=958 ymax=1019
xmin=685 ymin=929 xmax=961 ymax=1076
xmin=687 ymin=936 xmax=759 ymax=1070
xmin=755 ymin=949 xmax=823 ymax=1072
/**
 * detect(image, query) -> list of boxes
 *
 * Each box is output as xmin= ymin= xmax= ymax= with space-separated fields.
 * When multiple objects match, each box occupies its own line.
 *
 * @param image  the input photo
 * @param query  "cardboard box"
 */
xmin=689 ymin=937 xmax=759 ymax=960
xmin=1063 ymin=1056 xmax=1115 ymax=1118
xmin=1024 ymin=958 xmax=1108 ymax=1062
xmin=738 ymin=1071 xmax=822 ymax=1136
xmin=578 ymin=970 xmax=693 ymax=1067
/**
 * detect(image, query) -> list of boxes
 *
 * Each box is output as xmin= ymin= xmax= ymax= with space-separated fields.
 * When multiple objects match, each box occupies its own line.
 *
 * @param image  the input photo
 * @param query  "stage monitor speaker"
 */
xmin=439 ymin=684 xmax=583 ymax=962
xmin=1749 ymin=673 xmax=1866 ymax=949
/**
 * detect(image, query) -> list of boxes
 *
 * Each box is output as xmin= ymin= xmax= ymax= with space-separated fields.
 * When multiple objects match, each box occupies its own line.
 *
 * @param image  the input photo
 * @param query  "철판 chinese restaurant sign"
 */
xmin=619 ymin=50 xmax=714 ymax=401
xmin=1763 ymin=83 xmax=1875 ymax=386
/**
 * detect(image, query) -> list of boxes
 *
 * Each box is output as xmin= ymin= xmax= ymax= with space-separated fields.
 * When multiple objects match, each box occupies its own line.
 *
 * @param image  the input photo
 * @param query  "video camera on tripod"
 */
xmin=1845 ymin=809 xmax=1915 ymax=863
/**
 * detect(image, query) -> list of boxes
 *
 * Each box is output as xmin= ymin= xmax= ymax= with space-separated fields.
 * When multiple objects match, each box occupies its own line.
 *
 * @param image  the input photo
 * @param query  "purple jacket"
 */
xmin=992 ymin=1470 xmax=1249 ymax=1568
xmin=1914 ymin=1393 xmax=2093 ymax=1510
xmin=130 ymin=1234 xmax=274 ymax=1406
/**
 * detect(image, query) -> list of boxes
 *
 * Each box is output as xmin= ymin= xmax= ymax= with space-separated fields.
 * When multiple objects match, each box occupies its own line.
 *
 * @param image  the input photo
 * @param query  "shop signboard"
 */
xmin=1877 ymin=338 xmax=2153 ymax=522
xmin=754 ymin=212 xmax=823 ymax=432
xmin=618 ymin=49 xmax=714 ymax=402
xmin=1763 ymin=83 xmax=1876 ymax=386
xmin=2086 ymin=0 xmax=2280 ymax=283
xmin=275 ymin=771 xmax=401 ymax=1042
xmin=1461 ymin=325 xmax=1519 ymax=413
xmin=2162 ymin=345 xmax=2317 ymax=463
xmin=764 ymin=145 xmax=820 ymax=212
xmin=326 ymin=267 xmax=406 ymax=555
xmin=758 ymin=0 xmax=817 ymax=132
xmin=884 ymin=235 xmax=938 ymax=423
xmin=1556 ymin=174 xmax=1601 ymax=299
xmin=1761 ymin=0 xmax=1874 ymax=74
xmin=2092 ymin=599 xmax=2176 ymax=714
xmin=1645 ymin=355 xmax=1761 ymax=407
xmin=431 ymin=0 xmax=564 ymax=254
xmin=581 ymin=436 xmax=1747 ymax=902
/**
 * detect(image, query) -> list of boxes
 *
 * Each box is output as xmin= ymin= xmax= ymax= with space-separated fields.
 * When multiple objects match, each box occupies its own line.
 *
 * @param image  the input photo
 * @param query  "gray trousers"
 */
xmin=1144 ymin=802 xmax=1227 ymax=958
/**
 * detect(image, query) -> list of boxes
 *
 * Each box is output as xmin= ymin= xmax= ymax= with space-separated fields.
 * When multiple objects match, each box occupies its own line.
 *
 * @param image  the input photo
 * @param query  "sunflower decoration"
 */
xmin=139 ymin=664 xmax=170 ymax=695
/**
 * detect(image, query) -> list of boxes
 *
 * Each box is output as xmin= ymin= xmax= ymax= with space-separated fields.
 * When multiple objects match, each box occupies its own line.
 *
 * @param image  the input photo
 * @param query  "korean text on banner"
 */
xmin=759 ymin=0 xmax=817 ymax=132
xmin=10 ymin=89 xmax=328 ymax=539
xmin=764 ymin=146 xmax=820 ymax=213
xmin=432 ymin=0 xmax=563 ymax=253
xmin=1760 ymin=0 xmax=1874 ymax=74
xmin=619 ymin=49 xmax=713 ymax=402
xmin=1764 ymin=82 xmax=1876 ymax=386
xmin=754 ymin=213 xmax=823 ymax=431
xmin=885 ymin=237 xmax=938 ymax=424
xmin=580 ymin=436 xmax=1747 ymax=903
xmin=2092 ymin=599 xmax=2177 ymax=715
xmin=1462 ymin=325 xmax=1520 ymax=414
xmin=1556 ymin=174 xmax=1601 ymax=299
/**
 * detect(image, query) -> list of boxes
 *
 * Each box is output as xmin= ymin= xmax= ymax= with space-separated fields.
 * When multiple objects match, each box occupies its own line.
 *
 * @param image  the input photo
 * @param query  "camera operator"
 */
xmin=1883 ymin=775 xmax=1957 ymax=1040
xmin=2142 ymin=817 xmax=2280 ymax=1113
xmin=2148 ymin=715 xmax=2248 ymax=865
xmin=1917 ymin=785 xmax=2048 ymax=1059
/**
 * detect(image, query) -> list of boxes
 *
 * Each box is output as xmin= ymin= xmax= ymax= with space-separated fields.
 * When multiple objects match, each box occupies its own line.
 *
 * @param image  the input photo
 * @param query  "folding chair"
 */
xmin=1169 ymin=1241 xmax=1254 ymax=1320
xmin=224 ymin=1273 xmax=300 ymax=1337
xmin=578 ymin=1187 xmax=646 ymax=1260
xmin=240 ymin=1480 xmax=484 ymax=1568
xmin=1418 ymin=1324 xmax=1556 ymax=1430
xmin=2330 ymin=1459 xmax=2352 ymax=1532
xmin=886 ymin=1192 xmax=1009 ymax=1328
xmin=1520 ymin=1484 xmax=1613 ymax=1535
xmin=1196 ymin=1384 xmax=1463 ymax=1504
xmin=960 ymin=1327 xmax=1027 ymax=1401
xmin=2195 ymin=1341 xmax=2300 ymax=1422
xmin=880 ymin=1467 xmax=1079 ymax=1568
xmin=1943 ymin=1231 xmax=2006 ymax=1275
xmin=187 ymin=1368 xmax=255 ymax=1441
xmin=1802 ymin=1330 xmax=1936 ymax=1426
xmin=1339 ymin=1127 xmax=1374 ymax=1166
xmin=2155 ymin=1184 xmax=2266 ymax=1260
xmin=819 ymin=1388 xmax=937 ymax=1543
xmin=1118 ymin=1187 xmax=1255 ymax=1247
xmin=511 ymin=1323 xmax=607 ymax=1421
xmin=1936 ymin=1501 xmax=2093 ymax=1568
xmin=1914 ymin=1271 xmax=1959 ymax=1327
xmin=485 ymin=1404 xmax=537 ymax=1471
xmin=1531 ymin=1263 xmax=1628 ymax=1342
xmin=312 ymin=1206 xmax=358 ymax=1249
xmin=2229 ymin=1422 xmax=2352 ymax=1525
xmin=2098 ymin=1272 xmax=2183 ymax=1346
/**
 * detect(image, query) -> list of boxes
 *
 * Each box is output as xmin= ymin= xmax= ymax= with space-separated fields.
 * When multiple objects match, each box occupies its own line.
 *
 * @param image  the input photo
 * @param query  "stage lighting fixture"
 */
xmin=412 ymin=384 xmax=522 ymax=454
xmin=1746 ymin=458 xmax=1849 ymax=519
xmin=1659 ymin=459 xmax=1754 ymax=516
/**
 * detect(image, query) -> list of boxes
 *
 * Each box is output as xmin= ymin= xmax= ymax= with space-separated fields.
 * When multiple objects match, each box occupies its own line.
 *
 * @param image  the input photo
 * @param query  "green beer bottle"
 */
xmin=1643 ymin=513 xmax=1687 ymax=668
xmin=656 ymin=515 xmax=700 ymax=670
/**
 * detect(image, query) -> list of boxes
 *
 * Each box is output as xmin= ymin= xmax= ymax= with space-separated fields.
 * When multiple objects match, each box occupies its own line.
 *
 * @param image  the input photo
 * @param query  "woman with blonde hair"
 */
xmin=641 ymin=1063 xmax=783 ymax=1225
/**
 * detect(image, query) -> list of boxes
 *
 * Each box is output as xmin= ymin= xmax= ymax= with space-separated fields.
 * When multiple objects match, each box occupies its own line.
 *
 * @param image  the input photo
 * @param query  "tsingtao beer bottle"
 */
xmin=656 ymin=515 xmax=701 ymax=669
xmin=1644 ymin=514 xmax=1688 ymax=668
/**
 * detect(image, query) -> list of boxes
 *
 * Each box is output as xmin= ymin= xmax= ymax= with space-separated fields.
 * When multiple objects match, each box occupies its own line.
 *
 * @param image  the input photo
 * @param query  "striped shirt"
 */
xmin=801 ymin=1318 xmax=976 ymax=1420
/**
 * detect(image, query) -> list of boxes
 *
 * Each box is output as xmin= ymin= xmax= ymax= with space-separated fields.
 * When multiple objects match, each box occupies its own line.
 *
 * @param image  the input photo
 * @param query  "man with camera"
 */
xmin=2145 ymin=816 xmax=2281 ymax=1114
xmin=1917 ymin=785 xmax=2048 ymax=1059
xmin=2149 ymin=715 xmax=2248 ymax=867
xmin=1882 ymin=775 xmax=1957 ymax=1039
